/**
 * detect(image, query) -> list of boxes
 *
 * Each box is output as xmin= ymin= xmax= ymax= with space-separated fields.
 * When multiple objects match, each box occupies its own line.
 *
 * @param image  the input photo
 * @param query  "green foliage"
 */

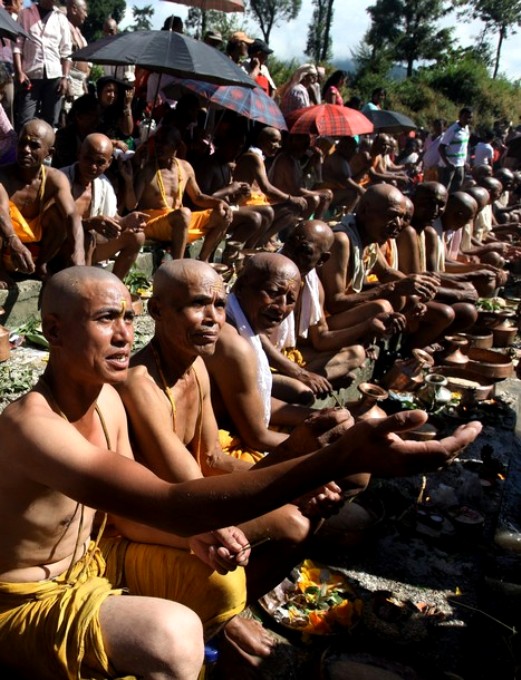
xmin=82 ymin=0 xmax=126 ymax=42
xmin=185 ymin=8 xmax=248 ymax=39
xmin=464 ymin=0 xmax=521 ymax=78
xmin=130 ymin=4 xmax=154 ymax=31
xmin=248 ymin=0 xmax=302 ymax=44
xmin=305 ymin=0 xmax=335 ymax=63
xmin=366 ymin=0 xmax=453 ymax=77
xmin=266 ymin=56 xmax=299 ymax=88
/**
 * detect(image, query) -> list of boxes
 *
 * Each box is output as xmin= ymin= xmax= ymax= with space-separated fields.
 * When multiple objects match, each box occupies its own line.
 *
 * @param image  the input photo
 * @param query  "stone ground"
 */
xmin=2 ymin=307 xmax=521 ymax=680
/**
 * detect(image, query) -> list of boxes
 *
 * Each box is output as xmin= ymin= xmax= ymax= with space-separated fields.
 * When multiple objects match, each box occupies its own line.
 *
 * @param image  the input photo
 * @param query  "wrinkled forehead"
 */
xmin=259 ymin=267 xmax=300 ymax=291
xmin=185 ymin=271 xmax=226 ymax=299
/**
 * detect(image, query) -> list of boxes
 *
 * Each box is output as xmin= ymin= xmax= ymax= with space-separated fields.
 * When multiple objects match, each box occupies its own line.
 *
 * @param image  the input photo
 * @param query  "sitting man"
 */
xmin=233 ymin=126 xmax=308 ymax=244
xmin=194 ymin=129 xmax=274 ymax=249
xmin=60 ymin=133 xmax=147 ymax=280
xmin=119 ymin=258 xmax=356 ymax=660
xmin=0 ymin=118 xmax=84 ymax=286
xmin=318 ymin=136 xmax=366 ymax=213
xmin=264 ymin=220 xmax=387 ymax=404
xmin=0 ymin=267 xmax=480 ymax=680
xmin=396 ymin=181 xmax=477 ymax=332
xmin=136 ymin=125 xmax=233 ymax=261
xmin=0 ymin=264 xmax=482 ymax=679
xmin=427 ymin=191 xmax=506 ymax=298
xmin=353 ymin=134 xmax=411 ymax=190
xmin=268 ymin=133 xmax=333 ymax=220
xmin=319 ymin=185 xmax=447 ymax=349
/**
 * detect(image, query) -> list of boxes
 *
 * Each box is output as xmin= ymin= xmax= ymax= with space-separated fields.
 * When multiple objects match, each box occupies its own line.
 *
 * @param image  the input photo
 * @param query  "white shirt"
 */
xmin=439 ymin=121 xmax=470 ymax=168
xmin=473 ymin=142 xmax=494 ymax=166
xmin=13 ymin=4 xmax=71 ymax=80
xmin=60 ymin=164 xmax=118 ymax=218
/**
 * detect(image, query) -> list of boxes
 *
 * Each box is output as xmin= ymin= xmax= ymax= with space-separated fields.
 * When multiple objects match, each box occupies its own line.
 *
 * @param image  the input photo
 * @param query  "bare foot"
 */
xmin=223 ymin=615 xmax=276 ymax=660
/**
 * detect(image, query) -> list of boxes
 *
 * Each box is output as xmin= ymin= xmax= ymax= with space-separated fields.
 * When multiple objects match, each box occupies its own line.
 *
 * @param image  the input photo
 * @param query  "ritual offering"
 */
xmin=258 ymin=559 xmax=362 ymax=636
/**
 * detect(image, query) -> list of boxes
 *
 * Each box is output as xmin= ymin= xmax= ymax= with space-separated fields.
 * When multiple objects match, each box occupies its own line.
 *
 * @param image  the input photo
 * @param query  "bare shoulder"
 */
xmin=46 ymin=166 xmax=71 ymax=189
xmin=207 ymin=323 xmax=254 ymax=368
xmin=118 ymin=363 xmax=162 ymax=401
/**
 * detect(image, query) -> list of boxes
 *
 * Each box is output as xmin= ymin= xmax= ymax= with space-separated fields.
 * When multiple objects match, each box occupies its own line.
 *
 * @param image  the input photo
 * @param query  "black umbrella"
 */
xmin=0 ymin=7 xmax=31 ymax=41
xmin=71 ymin=30 xmax=255 ymax=88
xmin=365 ymin=108 xmax=417 ymax=134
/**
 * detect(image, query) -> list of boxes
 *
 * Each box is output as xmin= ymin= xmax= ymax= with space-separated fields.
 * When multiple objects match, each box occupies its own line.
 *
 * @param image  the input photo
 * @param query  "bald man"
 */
xmin=0 ymin=265 xmax=480 ymax=679
xmin=0 ymin=119 xmax=84 ymax=286
xmin=120 ymin=258 xmax=342 ymax=658
xmin=267 ymin=133 xmax=333 ymax=220
xmin=61 ymin=133 xmax=146 ymax=280
xmin=264 ymin=220 xmax=381 ymax=403
xmin=319 ymin=185 xmax=441 ymax=348
xmin=425 ymin=191 xmax=506 ymax=298
xmin=233 ymin=126 xmax=309 ymax=244
xmin=396 ymin=182 xmax=478 ymax=333
xmin=136 ymin=125 xmax=232 ymax=261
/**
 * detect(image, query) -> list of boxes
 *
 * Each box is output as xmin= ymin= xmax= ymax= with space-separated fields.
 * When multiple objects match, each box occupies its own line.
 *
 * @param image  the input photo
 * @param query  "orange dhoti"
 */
xmin=143 ymin=207 xmax=213 ymax=243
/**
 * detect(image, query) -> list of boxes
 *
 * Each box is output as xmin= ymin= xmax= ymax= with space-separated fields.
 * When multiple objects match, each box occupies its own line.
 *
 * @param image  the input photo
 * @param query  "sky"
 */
xmin=120 ymin=0 xmax=521 ymax=80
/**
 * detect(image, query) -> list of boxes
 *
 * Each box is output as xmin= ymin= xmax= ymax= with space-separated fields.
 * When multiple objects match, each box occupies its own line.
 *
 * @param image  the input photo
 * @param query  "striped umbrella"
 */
xmin=286 ymin=104 xmax=374 ymax=137
xmin=163 ymin=78 xmax=287 ymax=130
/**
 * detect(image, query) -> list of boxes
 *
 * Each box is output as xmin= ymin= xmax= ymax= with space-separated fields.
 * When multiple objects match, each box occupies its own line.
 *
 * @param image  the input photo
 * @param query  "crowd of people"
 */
xmin=1 ymin=4 xmax=521 ymax=679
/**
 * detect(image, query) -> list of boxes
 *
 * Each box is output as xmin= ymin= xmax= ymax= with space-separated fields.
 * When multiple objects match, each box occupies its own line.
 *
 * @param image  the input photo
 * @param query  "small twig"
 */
xmin=448 ymin=598 xmax=516 ymax=634
xmin=417 ymin=475 xmax=427 ymax=504
xmin=236 ymin=536 xmax=271 ymax=556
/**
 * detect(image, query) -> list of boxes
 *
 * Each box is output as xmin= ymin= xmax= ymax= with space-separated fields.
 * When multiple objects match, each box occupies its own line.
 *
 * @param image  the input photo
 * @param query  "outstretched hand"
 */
xmin=343 ymin=410 xmax=482 ymax=477
xmin=188 ymin=526 xmax=250 ymax=574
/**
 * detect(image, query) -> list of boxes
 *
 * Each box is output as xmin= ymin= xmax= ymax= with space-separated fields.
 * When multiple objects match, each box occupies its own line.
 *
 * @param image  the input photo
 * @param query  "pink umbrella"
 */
xmin=163 ymin=0 xmax=244 ymax=12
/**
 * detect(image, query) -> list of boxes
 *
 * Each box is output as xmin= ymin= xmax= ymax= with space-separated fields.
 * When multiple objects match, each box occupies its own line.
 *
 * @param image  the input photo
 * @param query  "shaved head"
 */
xmin=21 ymin=118 xmax=55 ymax=147
xmin=153 ymin=259 xmax=224 ymax=305
xmin=358 ymin=184 xmax=407 ymax=244
xmin=442 ymin=192 xmax=478 ymax=231
xmin=465 ymin=186 xmax=490 ymax=211
xmin=42 ymin=266 xmax=127 ymax=317
xmin=235 ymin=253 xmax=300 ymax=293
xmin=282 ymin=220 xmax=334 ymax=274
xmin=81 ymin=133 xmax=113 ymax=157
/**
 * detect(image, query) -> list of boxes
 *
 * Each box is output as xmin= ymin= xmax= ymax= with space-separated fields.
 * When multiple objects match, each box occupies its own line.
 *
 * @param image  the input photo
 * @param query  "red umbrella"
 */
xmin=163 ymin=78 xmax=287 ymax=130
xmin=163 ymin=0 xmax=244 ymax=11
xmin=286 ymin=104 xmax=374 ymax=137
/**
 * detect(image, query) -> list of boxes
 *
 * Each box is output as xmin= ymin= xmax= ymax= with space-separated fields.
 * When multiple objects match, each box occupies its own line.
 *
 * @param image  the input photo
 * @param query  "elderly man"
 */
xmin=13 ymin=0 xmax=72 ymax=128
xmin=0 ymin=118 xmax=84 ymax=286
xmin=60 ymin=133 xmax=146 ymax=280
xmin=136 ymin=125 xmax=232 ymax=261
xmin=320 ymin=185 xmax=438 ymax=311
xmin=264 ymin=220 xmax=383 ymax=403
xmin=0 ymin=264 xmax=481 ymax=679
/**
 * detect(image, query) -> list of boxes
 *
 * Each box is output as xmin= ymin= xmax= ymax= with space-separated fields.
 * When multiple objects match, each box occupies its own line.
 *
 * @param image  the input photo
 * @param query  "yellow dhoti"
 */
xmin=100 ymin=536 xmax=246 ymax=631
xmin=218 ymin=429 xmax=265 ymax=465
xmin=0 ymin=543 xmax=124 ymax=680
xmin=242 ymin=191 xmax=270 ymax=207
xmin=143 ymin=208 xmax=213 ymax=243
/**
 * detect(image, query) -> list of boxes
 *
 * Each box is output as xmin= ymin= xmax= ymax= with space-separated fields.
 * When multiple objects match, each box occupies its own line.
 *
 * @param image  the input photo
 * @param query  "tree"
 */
xmin=305 ymin=0 xmax=335 ymax=63
xmin=366 ymin=0 xmax=453 ymax=78
xmin=185 ymin=8 xmax=245 ymax=39
xmin=465 ymin=0 xmax=521 ymax=78
xmin=130 ymin=4 xmax=154 ymax=31
xmin=248 ymin=0 xmax=302 ymax=44
xmin=83 ymin=0 xmax=126 ymax=42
